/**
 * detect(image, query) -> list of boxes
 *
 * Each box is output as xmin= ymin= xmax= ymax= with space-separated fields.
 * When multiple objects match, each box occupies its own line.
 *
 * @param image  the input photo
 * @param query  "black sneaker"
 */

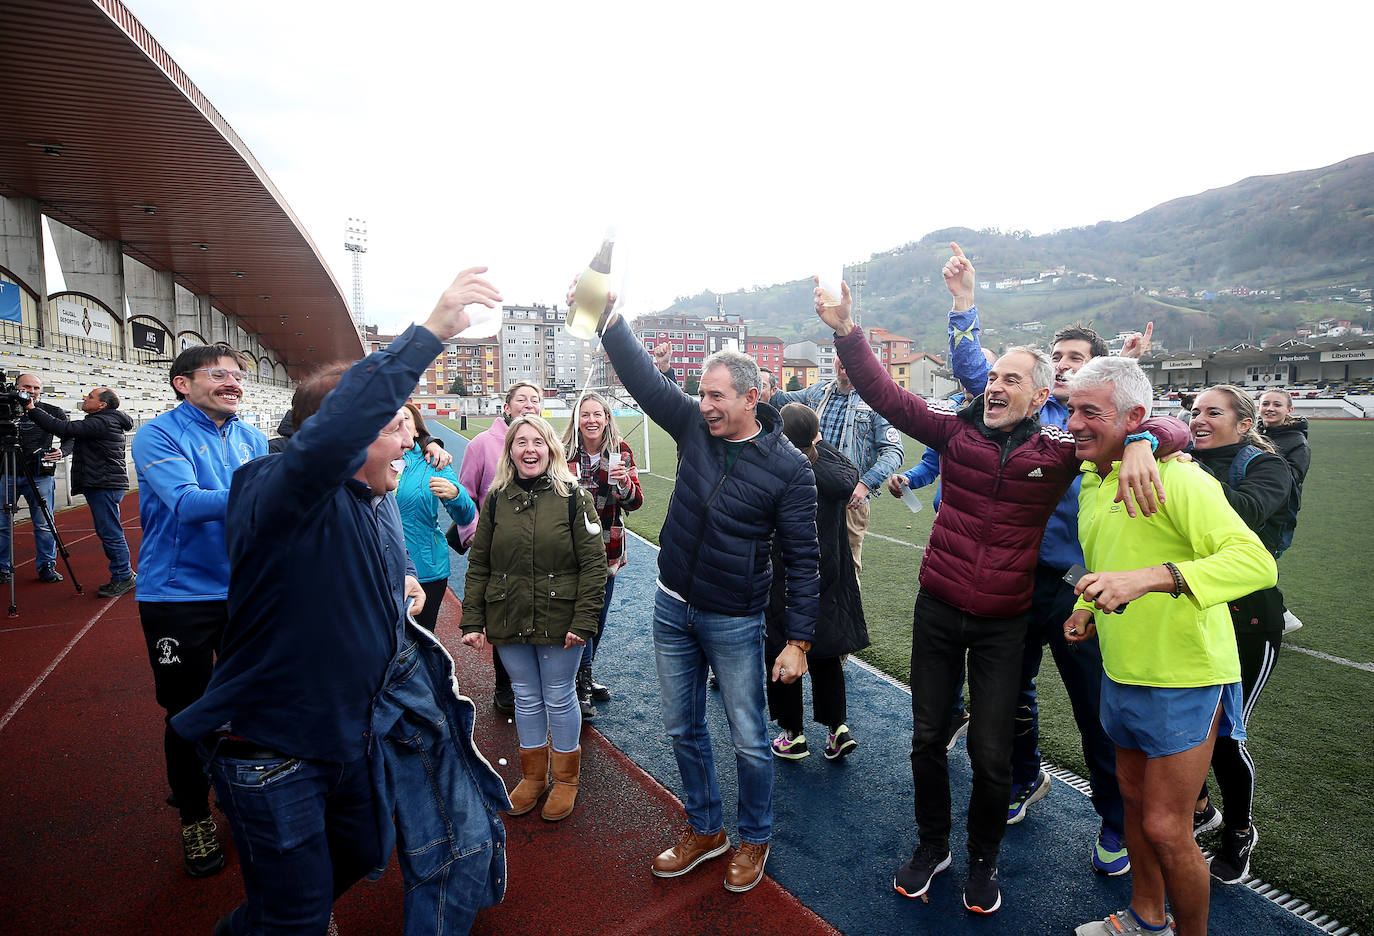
xmin=182 ymin=817 xmax=226 ymax=878
xmin=962 ymin=857 xmax=1001 ymax=914
xmin=493 ymin=688 xmax=515 ymax=716
xmin=590 ymin=680 xmax=611 ymax=702
xmin=1192 ymin=801 xmax=1222 ymax=838
xmin=1209 ymin=824 xmax=1258 ymax=884
xmin=575 ymin=667 xmax=597 ymax=720
xmin=96 ymin=573 xmax=136 ymax=598
xmin=37 ymin=566 xmax=63 ymax=583
xmin=894 ymin=843 xmax=951 ymax=898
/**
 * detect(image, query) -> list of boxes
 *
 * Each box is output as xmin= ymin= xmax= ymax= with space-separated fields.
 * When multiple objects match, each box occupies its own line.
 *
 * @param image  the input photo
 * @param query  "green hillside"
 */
xmin=661 ymin=153 xmax=1374 ymax=354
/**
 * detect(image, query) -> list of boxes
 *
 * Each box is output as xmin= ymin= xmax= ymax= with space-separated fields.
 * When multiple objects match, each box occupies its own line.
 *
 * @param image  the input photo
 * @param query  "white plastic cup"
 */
xmin=607 ymin=452 xmax=622 ymax=471
xmin=901 ymin=487 xmax=923 ymax=514
xmin=817 ymin=268 xmax=844 ymax=307
xmin=457 ymin=303 xmax=501 ymax=339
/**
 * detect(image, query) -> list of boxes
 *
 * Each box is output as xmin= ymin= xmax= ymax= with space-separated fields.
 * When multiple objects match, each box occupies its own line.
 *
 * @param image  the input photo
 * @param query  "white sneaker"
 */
xmin=1282 ymin=609 xmax=1303 ymax=634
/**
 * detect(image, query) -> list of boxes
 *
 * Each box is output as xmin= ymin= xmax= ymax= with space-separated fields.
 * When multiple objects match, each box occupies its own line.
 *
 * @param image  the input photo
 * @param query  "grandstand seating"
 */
xmin=0 ymin=339 xmax=293 ymax=518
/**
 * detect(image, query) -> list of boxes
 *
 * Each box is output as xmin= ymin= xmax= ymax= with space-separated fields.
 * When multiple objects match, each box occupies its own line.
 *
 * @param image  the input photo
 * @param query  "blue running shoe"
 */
xmin=1093 ymin=824 xmax=1131 ymax=876
xmin=1007 ymin=769 xmax=1051 ymax=824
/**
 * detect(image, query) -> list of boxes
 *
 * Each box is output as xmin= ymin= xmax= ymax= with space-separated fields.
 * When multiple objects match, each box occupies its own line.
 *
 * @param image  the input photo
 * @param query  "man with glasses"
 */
xmin=130 ymin=346 xmax=268 ymax=878
xmin=0 ymin=373 xmax=71 ymax=583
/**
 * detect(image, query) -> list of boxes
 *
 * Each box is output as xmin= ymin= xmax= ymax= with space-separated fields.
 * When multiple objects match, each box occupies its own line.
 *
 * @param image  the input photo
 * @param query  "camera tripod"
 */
xmin=2 ymin=441 xmax=82 ymax=615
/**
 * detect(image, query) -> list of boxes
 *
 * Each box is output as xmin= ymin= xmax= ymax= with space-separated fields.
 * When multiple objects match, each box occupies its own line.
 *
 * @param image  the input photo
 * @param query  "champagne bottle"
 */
xmin=567 ymin=238 xmax=614 ymax=340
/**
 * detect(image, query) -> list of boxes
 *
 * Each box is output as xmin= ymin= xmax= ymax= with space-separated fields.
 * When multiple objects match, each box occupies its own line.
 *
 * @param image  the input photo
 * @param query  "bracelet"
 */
xmin=1124 ymin=431 xmax=1158 ymax=453
xmin=1163 ymin=562 xmax=1183 ymax=598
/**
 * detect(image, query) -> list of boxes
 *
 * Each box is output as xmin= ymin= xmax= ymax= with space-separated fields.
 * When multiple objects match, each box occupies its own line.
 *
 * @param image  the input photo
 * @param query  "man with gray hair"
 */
xmin=1064 ymin=355 xmax=1274 ymax=936
xmin=588 ymin=291 xmax=819 ymax=895
xmin=814 ymin=282 xmax=1186 ymax=915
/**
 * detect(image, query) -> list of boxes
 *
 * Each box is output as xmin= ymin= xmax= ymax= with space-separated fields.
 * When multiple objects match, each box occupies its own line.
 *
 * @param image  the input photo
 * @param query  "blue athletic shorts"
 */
xmin=1100 ymin=678 xmax=1246 ymax=758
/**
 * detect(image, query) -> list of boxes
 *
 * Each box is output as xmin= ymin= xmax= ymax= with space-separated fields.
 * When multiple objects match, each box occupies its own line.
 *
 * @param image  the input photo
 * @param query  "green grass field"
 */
xmin=445 ymin=414 xmax=1374 ymax=933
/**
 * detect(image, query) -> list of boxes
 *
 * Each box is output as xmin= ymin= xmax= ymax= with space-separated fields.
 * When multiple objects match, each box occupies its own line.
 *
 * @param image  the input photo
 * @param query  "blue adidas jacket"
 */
xmin=132 ymin=401 xmax=268 ymax=601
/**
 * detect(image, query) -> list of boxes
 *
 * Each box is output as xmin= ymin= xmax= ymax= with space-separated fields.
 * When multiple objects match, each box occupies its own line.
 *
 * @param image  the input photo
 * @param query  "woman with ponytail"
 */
xmin=1185 ymin=385 xmax=1294 ymax=885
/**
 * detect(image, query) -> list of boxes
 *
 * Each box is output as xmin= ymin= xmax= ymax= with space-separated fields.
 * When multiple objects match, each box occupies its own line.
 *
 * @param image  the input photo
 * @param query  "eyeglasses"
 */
xmin=184 ymin=367 xmax=249 ymax=383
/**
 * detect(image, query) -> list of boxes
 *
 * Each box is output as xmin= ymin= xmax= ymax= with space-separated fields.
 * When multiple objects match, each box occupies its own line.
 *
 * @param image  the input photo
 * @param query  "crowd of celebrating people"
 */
xmin=2 ymin=244 xmax=1313 ymax=935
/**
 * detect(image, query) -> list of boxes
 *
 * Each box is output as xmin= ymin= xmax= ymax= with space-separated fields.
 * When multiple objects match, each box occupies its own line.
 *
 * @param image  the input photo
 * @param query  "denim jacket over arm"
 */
xmin=770 ymin=380 xmax=904 ymax=496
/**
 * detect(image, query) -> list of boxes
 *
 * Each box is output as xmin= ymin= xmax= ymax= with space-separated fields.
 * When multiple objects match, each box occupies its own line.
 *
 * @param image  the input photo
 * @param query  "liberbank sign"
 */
xmin=1271 ymin=349 xmax=1374 ymax=363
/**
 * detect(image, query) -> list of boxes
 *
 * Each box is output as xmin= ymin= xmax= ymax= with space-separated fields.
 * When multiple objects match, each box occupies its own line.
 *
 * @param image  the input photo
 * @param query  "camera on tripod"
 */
xmin=0 ymin=373 xmax=33 ymax=428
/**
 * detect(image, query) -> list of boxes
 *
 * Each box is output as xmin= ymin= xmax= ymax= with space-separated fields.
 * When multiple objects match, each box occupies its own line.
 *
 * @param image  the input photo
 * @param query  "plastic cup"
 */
xmin=457 ymin=303 xmax=501 ymax=339
xmin=607 ymin=452 xmax=622 ymax=471
xmin=817 ymin=268 xmax=844 ymax=307
xmin=901 ymin=487 xmax=923 ymax=514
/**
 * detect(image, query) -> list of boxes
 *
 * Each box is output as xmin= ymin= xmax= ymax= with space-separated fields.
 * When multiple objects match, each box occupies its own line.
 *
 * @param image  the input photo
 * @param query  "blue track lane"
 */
xmin=434 ymin=423 xmax=1330 ymax=935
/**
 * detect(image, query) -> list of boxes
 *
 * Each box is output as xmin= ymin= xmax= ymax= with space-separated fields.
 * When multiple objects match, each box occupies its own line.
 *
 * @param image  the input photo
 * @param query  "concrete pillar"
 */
xmin=124 ymin=255 xmax=176 ymax=355
xmin=0 ymin=196 xmax=47 ymax=328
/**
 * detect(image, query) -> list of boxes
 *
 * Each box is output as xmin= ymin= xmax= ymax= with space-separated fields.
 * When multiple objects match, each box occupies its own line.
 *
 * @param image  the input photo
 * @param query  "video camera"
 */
xmin=0 ymin=373 xmax=33 ymax=439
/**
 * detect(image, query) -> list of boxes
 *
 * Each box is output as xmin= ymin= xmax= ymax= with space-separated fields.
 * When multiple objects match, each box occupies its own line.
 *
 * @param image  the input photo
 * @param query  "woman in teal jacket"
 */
xmin=398 ymin=404 xmax=475 ymax=632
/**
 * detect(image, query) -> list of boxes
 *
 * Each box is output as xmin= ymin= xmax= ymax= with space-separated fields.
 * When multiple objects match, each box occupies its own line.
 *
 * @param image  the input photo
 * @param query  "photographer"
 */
xmin=0 ymin=373 xmax=71 ymax=583
xmin=25 ymin=387 xmax=135 ymax=597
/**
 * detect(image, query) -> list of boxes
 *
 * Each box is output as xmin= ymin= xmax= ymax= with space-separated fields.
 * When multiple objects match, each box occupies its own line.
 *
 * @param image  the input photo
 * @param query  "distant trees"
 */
xmin=684 ymin=375 xmax=699 ymax=395
xmin=786 ymin=375 xmax=802 ymax=391
xmin=449 ymin=376 xmax=468 ymax=395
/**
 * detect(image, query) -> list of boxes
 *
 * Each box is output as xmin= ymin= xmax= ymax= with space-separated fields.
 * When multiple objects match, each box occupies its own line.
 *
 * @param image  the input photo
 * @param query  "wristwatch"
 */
xmin=787 ymin=640 xmax=812 ymax=653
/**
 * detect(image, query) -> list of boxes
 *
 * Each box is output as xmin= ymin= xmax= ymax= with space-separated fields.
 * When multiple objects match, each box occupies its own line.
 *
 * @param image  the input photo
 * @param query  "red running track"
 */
xmin=0 ymin=494 xmax=839 ymax=936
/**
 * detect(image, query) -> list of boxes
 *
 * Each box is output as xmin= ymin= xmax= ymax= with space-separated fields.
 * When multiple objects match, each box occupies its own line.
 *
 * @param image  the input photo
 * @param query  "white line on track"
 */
xmin=1284 ymin=644 xmax=1374 ymax=673
xmin=0 ymin=600 xmax=117 ymax=734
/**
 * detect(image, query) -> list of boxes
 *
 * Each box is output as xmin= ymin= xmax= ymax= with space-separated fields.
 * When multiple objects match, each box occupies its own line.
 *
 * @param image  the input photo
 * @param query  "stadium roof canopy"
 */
xmin=0 ymin=0 xmax=362 ymax=374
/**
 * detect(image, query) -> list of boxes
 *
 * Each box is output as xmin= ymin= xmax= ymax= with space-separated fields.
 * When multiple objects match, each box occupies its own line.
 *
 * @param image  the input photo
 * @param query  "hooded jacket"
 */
xmin=461 ymin=477 xmax=607 ymax=646
xmin=1260 ymin=417 xmax=1311 ymax=505
xmin=26 ymin=405 xmax=134 ymax=493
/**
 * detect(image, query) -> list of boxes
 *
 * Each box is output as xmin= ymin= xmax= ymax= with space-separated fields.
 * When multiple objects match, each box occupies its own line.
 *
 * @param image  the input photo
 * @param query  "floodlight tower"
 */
xmin=344 ymin=218 xmax=368 ymax=332
xmin=847 ymin=262 xmax=868 ymax=327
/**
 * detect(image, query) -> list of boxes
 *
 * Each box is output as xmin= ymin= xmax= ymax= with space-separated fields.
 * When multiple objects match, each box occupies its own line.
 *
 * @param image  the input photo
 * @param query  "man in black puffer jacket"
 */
xmin=27 ymin=387 xmax=136 ymax=597
xmin=592 ymin=295 xmax=819 ymax=896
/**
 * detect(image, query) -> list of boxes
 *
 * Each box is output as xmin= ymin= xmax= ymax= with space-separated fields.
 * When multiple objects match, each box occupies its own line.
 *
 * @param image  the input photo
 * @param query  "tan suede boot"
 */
xmin=541 ymin=746 xmax=581 ymax=821
xmin=507 ymin=745 xmax=549 ymax=816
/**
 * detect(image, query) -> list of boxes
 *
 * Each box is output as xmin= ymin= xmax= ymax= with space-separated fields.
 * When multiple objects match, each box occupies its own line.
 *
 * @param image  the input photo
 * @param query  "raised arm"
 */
xmin=816 ymin=282 xmax=961 ymax=450
xmin=944 ymin=243 xmax=990 ymax=395
xmin=599 ymin=315 xmax=700 ymax=440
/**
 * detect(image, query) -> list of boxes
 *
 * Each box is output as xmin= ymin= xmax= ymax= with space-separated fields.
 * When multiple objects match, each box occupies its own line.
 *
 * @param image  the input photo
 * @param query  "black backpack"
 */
xmin=1228 ymin=444 xmax=1300 ymax=557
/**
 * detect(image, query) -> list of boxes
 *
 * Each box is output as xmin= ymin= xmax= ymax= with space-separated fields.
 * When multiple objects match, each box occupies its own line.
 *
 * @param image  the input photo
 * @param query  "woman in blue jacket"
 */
xmin=398 ymin=404 xmax=475 ymax=632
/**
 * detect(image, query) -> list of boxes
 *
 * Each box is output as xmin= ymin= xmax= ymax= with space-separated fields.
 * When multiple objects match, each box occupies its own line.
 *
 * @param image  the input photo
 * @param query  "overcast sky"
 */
xmin=125 ymin=0 xmax=1372 ymax=334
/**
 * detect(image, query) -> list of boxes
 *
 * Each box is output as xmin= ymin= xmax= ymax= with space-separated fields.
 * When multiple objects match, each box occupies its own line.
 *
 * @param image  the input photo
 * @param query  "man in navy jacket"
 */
xmin=174 ymin=267 xmax=508 ymax=935
xmin=592 ymin=294 xmax=819 ymax=895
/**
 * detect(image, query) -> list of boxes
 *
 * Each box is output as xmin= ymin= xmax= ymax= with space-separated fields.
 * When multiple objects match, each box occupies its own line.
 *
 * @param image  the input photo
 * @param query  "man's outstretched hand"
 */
xmin=422 ymin=267 xmax=502 ymax=341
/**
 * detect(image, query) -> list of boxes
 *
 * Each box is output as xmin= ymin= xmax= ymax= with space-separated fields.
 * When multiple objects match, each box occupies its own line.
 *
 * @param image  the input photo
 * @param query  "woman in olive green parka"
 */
xmin=461 ymin=415 xmax=606 ymax=821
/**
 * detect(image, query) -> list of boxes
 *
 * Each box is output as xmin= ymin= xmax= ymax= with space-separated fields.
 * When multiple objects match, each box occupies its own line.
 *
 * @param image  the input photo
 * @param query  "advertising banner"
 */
xmin=1320 ymin=348 xmax=1374 ymax=362
xmin=0 ymin=281 xmax=22 ymax=323
xmin=56 ymin=297 xmax=113 ymax=343
xmin=130 ymin=320 xmax=166 ymax=353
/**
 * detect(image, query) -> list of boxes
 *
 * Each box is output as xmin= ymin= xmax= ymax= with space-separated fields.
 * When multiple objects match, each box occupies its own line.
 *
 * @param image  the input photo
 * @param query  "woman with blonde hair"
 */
xmin=561 ymin=392 xmax=643 ymax=717
xmin=395 ymin=403 xmax=475 ymax=632
xmin=461 ymin=415 xmax=606 ymax=820
xmin=1186 ymin=385 xmax=1293 ymax=884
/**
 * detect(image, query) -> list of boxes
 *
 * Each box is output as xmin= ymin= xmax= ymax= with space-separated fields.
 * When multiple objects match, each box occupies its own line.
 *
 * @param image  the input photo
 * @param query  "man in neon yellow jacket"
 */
xmin=1062 ymin=356 xmax=1276 ymax=936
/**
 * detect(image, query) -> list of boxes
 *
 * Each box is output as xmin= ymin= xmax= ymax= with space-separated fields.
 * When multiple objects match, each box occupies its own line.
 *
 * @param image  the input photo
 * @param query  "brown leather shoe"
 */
xmin=507 ymin=745 xmax=549 ymax=816
xmin=724 ymin=841 xmax=770 ymax=893
xmin=651 ymin=828 xmax=730 ymax=878
xmin=541 ymin=746 xmax=581 ymax=821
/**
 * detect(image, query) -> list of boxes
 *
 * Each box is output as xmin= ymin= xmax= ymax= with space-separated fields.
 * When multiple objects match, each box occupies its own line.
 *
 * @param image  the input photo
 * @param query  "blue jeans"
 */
xmin=204 ymin=745 xmax=382 ymax=935
xmin=83 ymin=488 xmax=132 ymax=580
xmin=1009 ymin=565 xmax=1124 ymax=834
xmin=0 ymin=474 xmax=57 ymax=572
xmin=652 ymin=588 xmax=773 ymax=845
xmin=496 ymin=643 xmax=583 ymax=753
xmin=581 ymin=575 xmax=617 ymax=668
